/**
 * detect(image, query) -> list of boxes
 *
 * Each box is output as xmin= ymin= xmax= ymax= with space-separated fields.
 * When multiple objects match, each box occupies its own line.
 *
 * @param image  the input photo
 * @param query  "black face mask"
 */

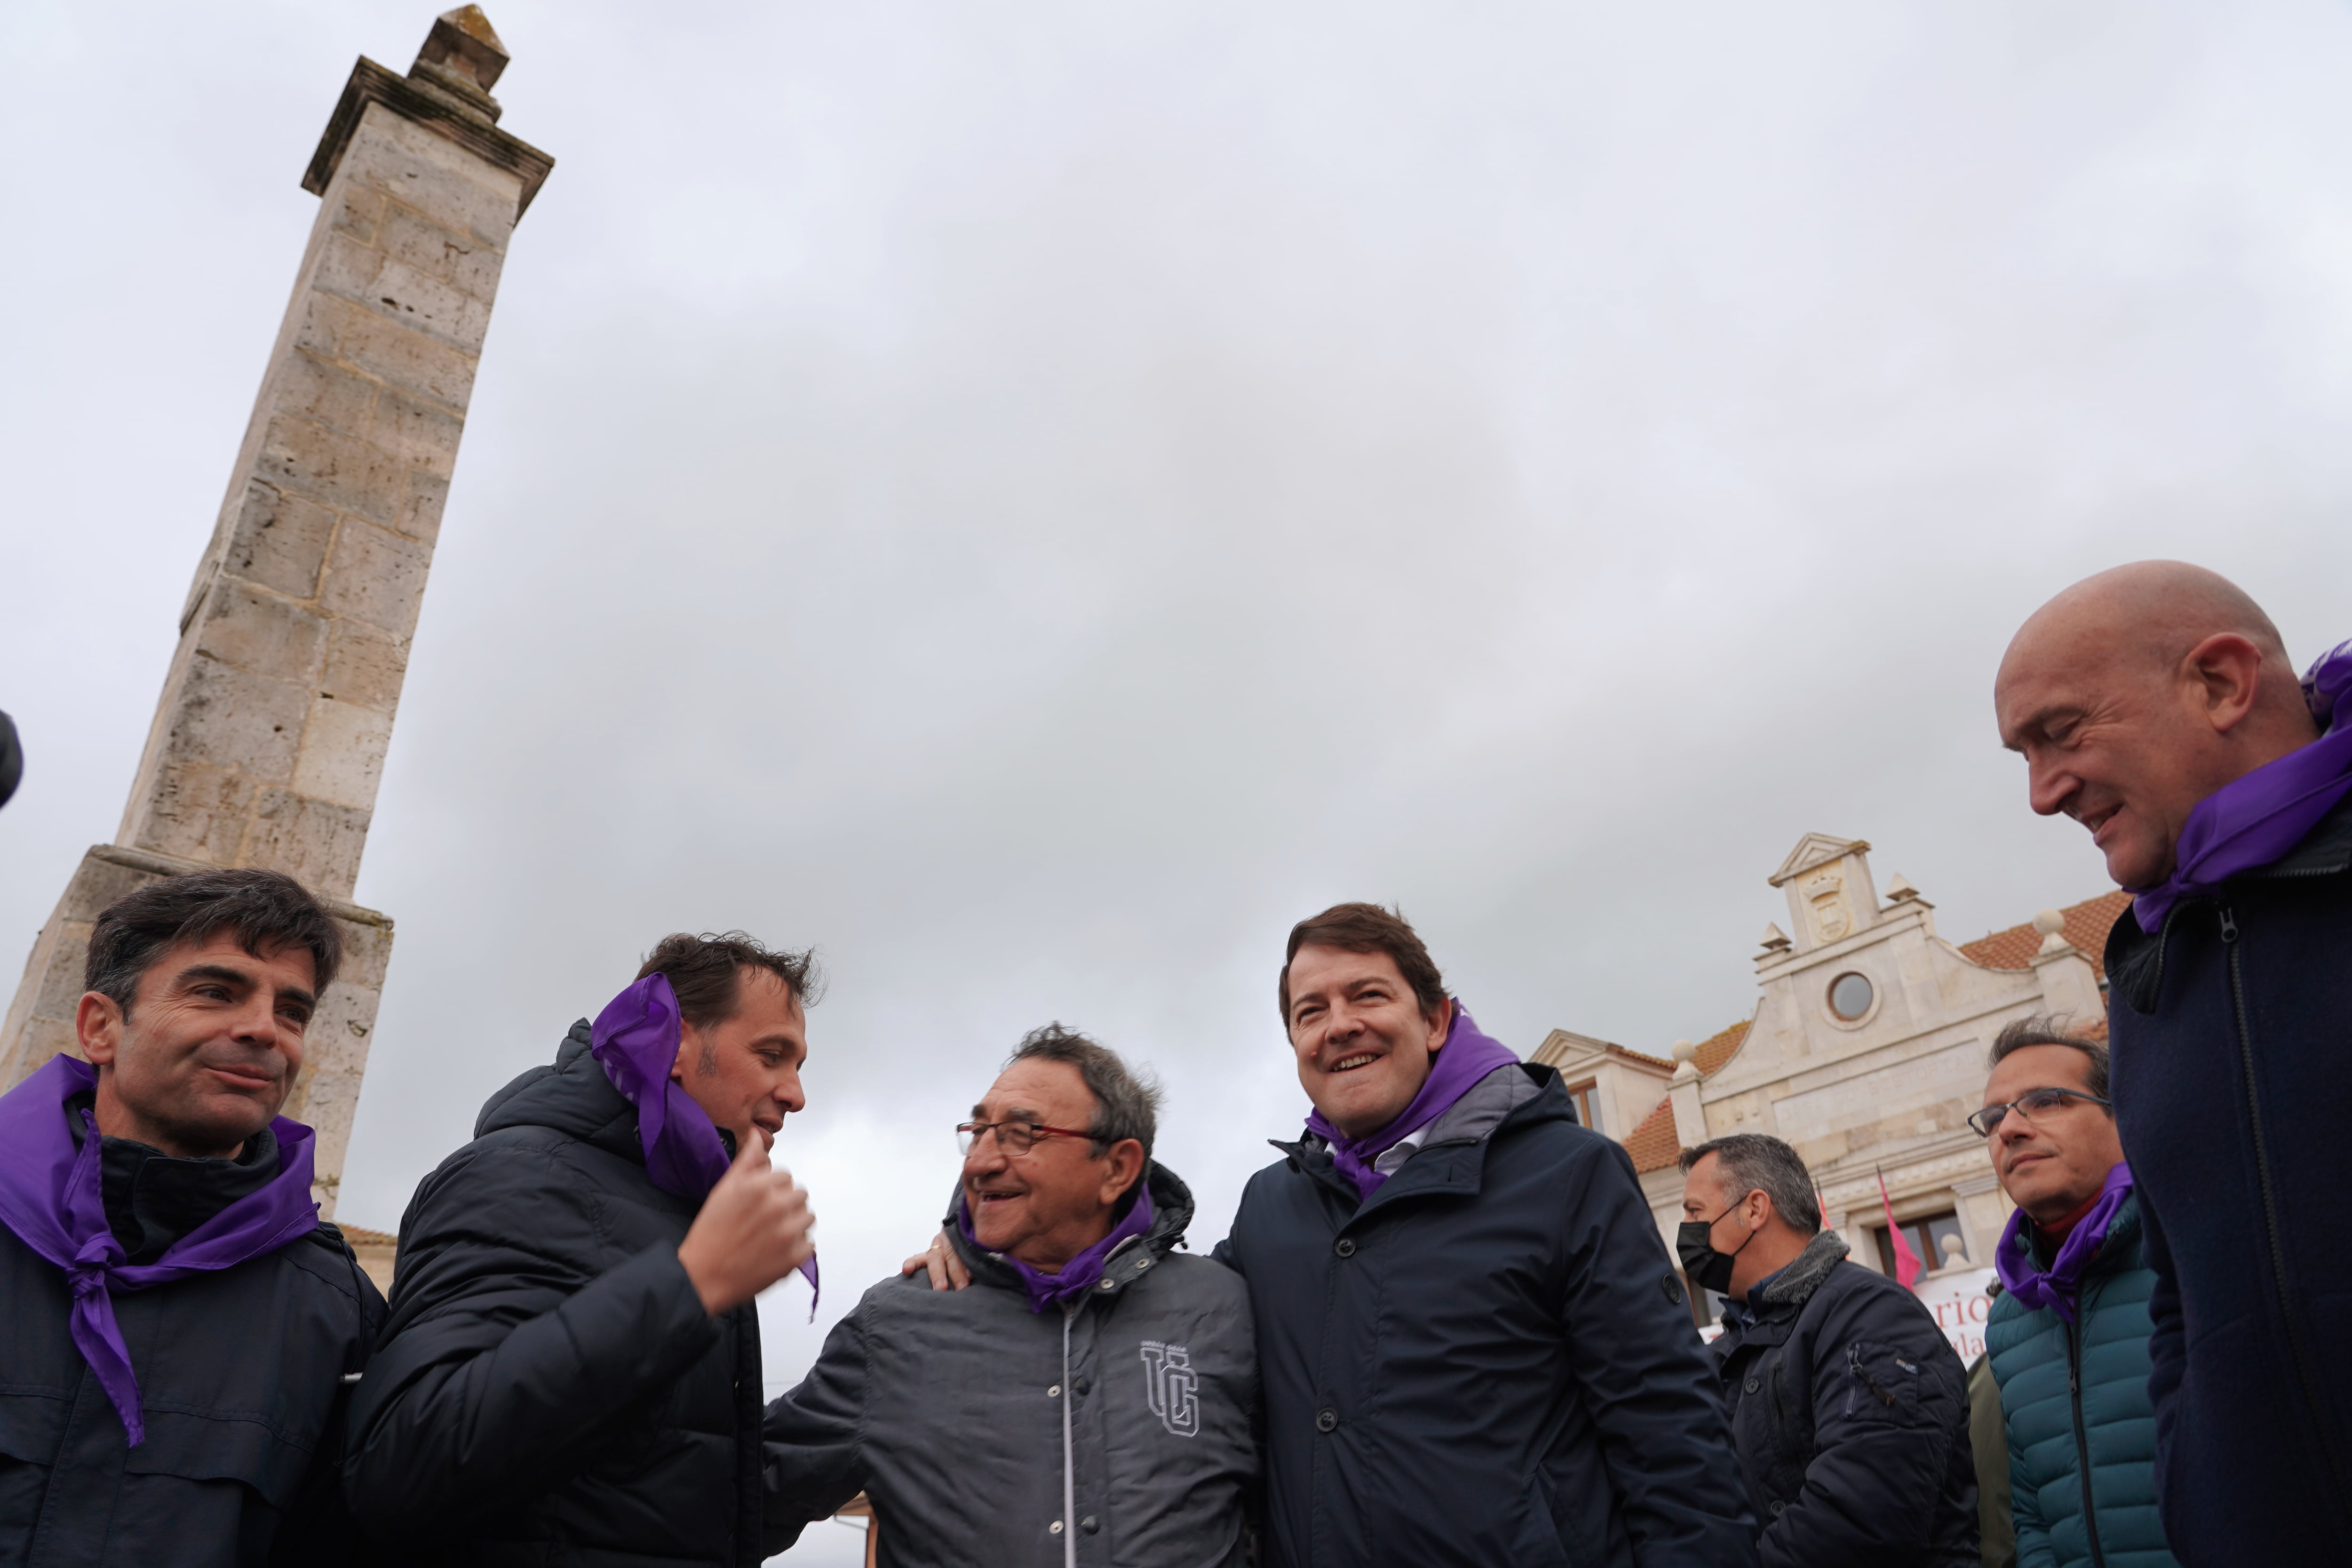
xmin=1677 ymin=1193 xmax=1760 ymax=1295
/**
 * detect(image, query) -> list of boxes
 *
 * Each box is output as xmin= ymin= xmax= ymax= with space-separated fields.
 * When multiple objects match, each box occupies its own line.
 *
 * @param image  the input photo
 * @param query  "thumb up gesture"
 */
xmin=677 ymin=1136 xmax=815 ymax=1316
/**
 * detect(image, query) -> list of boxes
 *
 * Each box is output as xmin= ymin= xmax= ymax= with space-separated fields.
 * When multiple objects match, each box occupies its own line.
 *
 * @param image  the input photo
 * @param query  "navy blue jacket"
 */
xmin=2104 ymin=794 xmax=2352 ymax=1564
xmin=1213 ymin=1063 xmax=1756 ymax=1568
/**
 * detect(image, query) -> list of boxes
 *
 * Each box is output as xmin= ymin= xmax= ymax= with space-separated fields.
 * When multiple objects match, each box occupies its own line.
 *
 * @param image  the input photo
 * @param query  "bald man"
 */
xmin=1996 ymin=561 xmax=2352 ymax=1567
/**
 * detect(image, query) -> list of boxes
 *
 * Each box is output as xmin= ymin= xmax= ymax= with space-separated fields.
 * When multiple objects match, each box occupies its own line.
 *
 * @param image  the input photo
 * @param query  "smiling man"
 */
xmin=765 ymin=1024 xmax=1257 ymax=1566
xmin=1973 ymin=1019 xmax=2176 ymax=1568
xmin=1212 ymin=902 xmax=1756 ymax=1568
xmin=345 ymin=931 xmax=822 ymax=1567
xmin=1996 ymin=562 xmax=2352 ymax=1565
xmin=0 ymin=868 xmax=385 ymax=1567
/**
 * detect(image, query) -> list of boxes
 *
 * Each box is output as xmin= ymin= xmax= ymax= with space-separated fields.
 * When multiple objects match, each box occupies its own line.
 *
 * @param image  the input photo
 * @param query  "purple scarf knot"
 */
xmin=1303 ymin=1000 xmax=1522 ymax=1202
xmin=1995 ymin=1161 xmax=2133 ymax=1325
xmin=955 ymin=1180 xmax=1157 ymax=1314
xmin=589 ymin=974 xmax=818 ymax=1313
xmin=2133 ymin=638 xmax=2352 ymax=933
xmin=0 ymin=1055 xmax=321 ymax=1446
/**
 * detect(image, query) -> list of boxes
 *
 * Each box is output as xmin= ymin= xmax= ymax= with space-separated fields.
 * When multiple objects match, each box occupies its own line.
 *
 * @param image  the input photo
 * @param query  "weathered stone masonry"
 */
xmin=0 ymin=8 xmax=551 ymax=1216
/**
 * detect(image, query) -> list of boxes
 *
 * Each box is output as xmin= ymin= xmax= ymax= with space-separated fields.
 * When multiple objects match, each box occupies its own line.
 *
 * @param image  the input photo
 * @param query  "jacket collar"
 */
xmin=2109 ymin=792 xmax=2352 ymax=1013
xmin=1271 ymin=1063 xmax=1563 ymax=1223
xmin=943 ymin=1159 xmax=1197 ymax=1304
xmin=1716 ymin=1230 xmax=1851 ymax=1345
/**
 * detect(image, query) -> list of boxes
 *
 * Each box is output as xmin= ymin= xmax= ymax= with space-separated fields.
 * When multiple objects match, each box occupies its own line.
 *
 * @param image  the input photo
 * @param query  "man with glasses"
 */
xmin=1973 ymin=1019 xmax=2177 ymax=1568
xmin=765 ymin=1023 xmax=1257 ymax=1565
xmin=1677 ymin=1134 xmax=1977 ymax=1567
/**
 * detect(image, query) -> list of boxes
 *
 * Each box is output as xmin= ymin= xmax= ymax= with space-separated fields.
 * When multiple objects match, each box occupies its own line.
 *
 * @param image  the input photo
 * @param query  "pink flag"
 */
xmin=1877 ymin=1165 xmax=1923 ymax=1289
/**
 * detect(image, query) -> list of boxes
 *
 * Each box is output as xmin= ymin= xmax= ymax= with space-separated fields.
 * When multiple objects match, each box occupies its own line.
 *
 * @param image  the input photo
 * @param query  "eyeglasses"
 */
xmin=1968 ymin=1086 xmax=2112 ymax=1138
xmin=956 ymin=1119 xmax=1094 ymax=1156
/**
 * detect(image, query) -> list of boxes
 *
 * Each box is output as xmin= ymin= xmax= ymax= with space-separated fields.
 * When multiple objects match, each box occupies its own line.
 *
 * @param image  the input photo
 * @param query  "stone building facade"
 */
xmin=1533 ymin=833 xmax=2127 ymax=1345
xmin=0 ymin=9 xmax=550 ymax=1217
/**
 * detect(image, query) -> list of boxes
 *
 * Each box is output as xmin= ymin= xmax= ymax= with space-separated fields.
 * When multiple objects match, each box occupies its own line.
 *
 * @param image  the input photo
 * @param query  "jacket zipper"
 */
xmin=2218 ymin=906 xmax=2352 ymax=1500
xmin=2065 ymin=1310 xmax=2106 ymax=1568
xmin=1061 ymin=1305 xmax=1078 ymax=1568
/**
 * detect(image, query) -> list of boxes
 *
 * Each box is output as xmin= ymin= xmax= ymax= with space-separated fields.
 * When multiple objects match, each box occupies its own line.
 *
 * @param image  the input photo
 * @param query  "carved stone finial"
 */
xmin=1886 ymin=873 xmax=1920 ymax=902
xmin=2033 ymin=907 xmax=2073 ymax=956
xmin=408 ymin=7 xmax=510 ymax=123
xmin=1758 ymin=922 xmax=1791 ymax=952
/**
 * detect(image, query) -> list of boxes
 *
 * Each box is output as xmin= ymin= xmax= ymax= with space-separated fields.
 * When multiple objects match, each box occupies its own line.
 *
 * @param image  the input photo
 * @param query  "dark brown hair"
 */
xmin=636 ymin=931 xmax=823 ymax=1043
xmin=1277 ymin=902 xmax=1446 ymax=1026
xmin=86 ymin=868 xmax=343 ymax=1017
xmin=1987 ymin=1015 xmax=2111 ymax=1104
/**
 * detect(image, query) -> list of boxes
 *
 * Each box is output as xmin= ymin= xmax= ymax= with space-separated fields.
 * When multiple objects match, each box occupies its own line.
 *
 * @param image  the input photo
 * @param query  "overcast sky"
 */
xmin=7 ymin=4 xmax=2352 ymax=1558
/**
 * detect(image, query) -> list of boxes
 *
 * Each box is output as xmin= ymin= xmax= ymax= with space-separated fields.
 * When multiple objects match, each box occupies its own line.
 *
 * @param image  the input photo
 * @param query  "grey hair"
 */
xmin=1988 ymin=1015 xmax=2111 ymax=1104
xmin=1678 ymin=1132 xmax=1823 ymax=1235
xmin=1007 ymin=1022 xmax=1161 ymax=1159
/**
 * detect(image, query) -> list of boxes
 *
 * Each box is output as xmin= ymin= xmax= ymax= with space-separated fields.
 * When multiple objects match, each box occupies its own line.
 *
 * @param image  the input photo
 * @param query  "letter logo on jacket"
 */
xmin=1141 ymin=1341 xmax=1200 ymax=1437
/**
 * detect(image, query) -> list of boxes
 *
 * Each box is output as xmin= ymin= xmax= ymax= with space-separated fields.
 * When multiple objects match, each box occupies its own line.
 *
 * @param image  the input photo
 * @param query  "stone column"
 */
xmin=0 ymin=8 xmax=552 ymax=1216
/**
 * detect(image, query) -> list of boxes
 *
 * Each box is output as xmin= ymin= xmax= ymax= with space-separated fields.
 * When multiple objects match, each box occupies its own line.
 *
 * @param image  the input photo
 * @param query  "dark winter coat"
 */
xmin=1709 ymin=1232 xmax=1977 ymax=1568
xmin=0 ymin=1115 xmax=385 ymax=1568
xmin=344 ymin=1022 xmax=777 ymax=1566
xmin=2104 ymin=793 xmax=2352 ymax=1564
xmin=763 ymin=1162 xmax=1258 ymax=1567
xmin=1983 ymin=1193 xmax=2175 ymax=1568
xmin=1213 ymin=1062 xmax=1757 ymax=1568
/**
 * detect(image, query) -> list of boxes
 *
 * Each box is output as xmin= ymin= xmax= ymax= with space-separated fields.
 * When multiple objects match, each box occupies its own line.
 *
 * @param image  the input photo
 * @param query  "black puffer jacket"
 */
xmin=345 ymin=1022 xmax=775 ymax=1566
xmin=2104 ymin=792 xmax=2352 ymax=1564
xmin=0 ymin=1114 xmax=384 ymax=1568
xmin=1214 ymin=1063 xmax=1756 ymax=1568
xmin=1709 ymin=1232 xmax=1977 ymax=1568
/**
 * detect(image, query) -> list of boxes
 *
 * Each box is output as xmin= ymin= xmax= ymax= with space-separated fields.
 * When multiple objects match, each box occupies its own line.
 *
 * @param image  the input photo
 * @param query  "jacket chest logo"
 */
xmin=1138 ymin=1341 xmax=1200 ymax=1438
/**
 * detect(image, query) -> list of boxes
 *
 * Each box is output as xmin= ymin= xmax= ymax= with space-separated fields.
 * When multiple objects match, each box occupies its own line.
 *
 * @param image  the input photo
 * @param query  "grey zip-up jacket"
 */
xmin=762 ymin=1162 xmax=1258 ymax=1568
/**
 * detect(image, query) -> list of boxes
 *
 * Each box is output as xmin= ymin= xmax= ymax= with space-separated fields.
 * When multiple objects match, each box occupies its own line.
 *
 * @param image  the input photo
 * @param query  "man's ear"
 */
xmin=1422 ymin=997 xmax=1453 ymax=1053
xmin=77 ymin=991 xmax=125 ymax=1067
xmin=1745 ymin=1188 xmax=1775 ymax=1232
xmin=1099 ymin=1139 xmax=1147 ymax=1205
xmin=2183 ymin=632 xmax=2265 ymax=735
xmin=670 ymin=1023 xmax=697 ymax=1085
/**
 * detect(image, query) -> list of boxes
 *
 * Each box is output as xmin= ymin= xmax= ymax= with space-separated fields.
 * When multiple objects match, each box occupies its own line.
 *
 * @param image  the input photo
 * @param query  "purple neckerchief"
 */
xmin=956 ymin=1182 xmax=1156 ymax=1314
xmin=590 ymin=974 xmax=818 ymax=1314
xmin=0 ymin=1055 xmax=320 ymax=1446
xmin=1303 ymin=1000 xmax=1521 ymax=1202
xmin=2132 ymin=638 xmax=2352 ymax=933
xmin=1996 ymin=1161 xmax=2133 ymax=1325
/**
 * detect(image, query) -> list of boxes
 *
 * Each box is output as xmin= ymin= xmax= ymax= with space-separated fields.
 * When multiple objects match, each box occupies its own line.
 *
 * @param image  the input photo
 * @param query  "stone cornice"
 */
xmin=304 ymin=56 xmax=555 ymax=218
xmin=87 ymin=843 xmax=392 ymax=930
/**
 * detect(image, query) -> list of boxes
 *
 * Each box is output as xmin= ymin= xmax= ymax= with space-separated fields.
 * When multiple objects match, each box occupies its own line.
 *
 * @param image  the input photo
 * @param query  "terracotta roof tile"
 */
xmin=1623 ymin=1095 xmax=1684 ymax=1174
xmin=339 ymin=1225 xmax=397 ymax=1248
xmin=1692 ymin=1019 xmax=1750 ymax=1076
xmin=1957 ymin=890 xmax=2131 ymax=982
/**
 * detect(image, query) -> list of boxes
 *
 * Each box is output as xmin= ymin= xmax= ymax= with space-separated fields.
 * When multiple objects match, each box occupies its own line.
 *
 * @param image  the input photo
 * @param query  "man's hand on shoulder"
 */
xmin=901 ymin=1230 xmax=970 ymax=1292
xmin=678 ymin=1138 xmax=815 ymax=1316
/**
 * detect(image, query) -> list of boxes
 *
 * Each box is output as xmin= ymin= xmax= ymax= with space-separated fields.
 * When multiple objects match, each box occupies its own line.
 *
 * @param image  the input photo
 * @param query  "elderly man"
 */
xmin=1678 ymin=1133 xmax=1976 ymax=1567
xmin=345 ymin=932 xmax=820 ymax=1566
xmin=768 ymin=1024 xmax=1256 ymax=1565
xmin=1221 ymin=903 xmax=1752 ymax=1567
xmin=1996 ymin=561 xmax=2352 ymax=1564
xmin=0 ymin=868 xmax=384 ymax=1566
xmin=1973 ymin=1019 xmax=2175 ymax=1568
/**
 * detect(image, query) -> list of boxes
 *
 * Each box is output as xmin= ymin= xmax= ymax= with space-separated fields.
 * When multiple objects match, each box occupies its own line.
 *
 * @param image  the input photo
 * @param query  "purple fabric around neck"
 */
xmin=590 ymin=973 xmax=818 ymax=1313
xmin=1303 ymin=1000 xmax=1522 ymax=1202
xmin=956 ymin=1180 xmax=1156 ymax=1313
xmin=0 ymin=1055 xmax=320 ymax=1446
xmin=1996 ymin=1160 xmax=2133 ymax=1325
xmin=2132 ymin=638 xmax=2352 ymax=933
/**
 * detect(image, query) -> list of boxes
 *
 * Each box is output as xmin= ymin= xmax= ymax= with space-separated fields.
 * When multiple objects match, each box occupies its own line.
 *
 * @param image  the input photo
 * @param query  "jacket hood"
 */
xmin=474 ymin=1019 xmax=646 ymax=1166
xmin=945 ymin=1159 xmax=1197 ymax=1299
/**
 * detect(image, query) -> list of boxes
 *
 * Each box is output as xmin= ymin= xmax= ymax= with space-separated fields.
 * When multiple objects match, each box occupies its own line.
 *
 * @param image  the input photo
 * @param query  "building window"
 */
xmin=1828 ymin=971 xmax=1875 ymax=1020
xmin=1565 ymin=1078 xmax=1603 ymax=1135
xmin=1877 ymin=1209 xmax=1969 ymax=1275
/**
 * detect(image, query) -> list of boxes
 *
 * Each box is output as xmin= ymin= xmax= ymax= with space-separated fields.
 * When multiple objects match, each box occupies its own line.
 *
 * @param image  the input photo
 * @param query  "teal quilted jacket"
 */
xmin=1983 ymin=1194 xmax=2177 ymax=1568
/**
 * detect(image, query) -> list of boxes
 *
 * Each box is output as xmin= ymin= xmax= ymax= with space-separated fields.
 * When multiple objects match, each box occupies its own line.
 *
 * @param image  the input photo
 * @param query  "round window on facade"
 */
xmin=1828 ymin=971 xmax=1875 ymax=1021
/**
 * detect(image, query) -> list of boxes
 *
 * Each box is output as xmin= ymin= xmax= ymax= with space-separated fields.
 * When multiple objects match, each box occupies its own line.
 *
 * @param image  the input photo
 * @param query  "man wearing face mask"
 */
xmin=1678 ymin=1133 xmax=1976 ymax=1568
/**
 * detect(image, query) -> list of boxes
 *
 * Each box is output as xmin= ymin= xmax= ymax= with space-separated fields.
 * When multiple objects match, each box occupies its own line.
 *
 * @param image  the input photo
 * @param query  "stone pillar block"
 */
xmin=1 ymin=9 xmax=552 ymax=1219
